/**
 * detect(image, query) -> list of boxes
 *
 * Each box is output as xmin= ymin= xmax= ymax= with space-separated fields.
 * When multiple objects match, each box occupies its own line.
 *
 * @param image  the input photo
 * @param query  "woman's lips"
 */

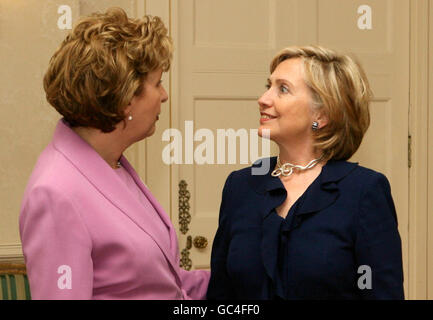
xmin=260 ymin=113 xmax=277 ymax=124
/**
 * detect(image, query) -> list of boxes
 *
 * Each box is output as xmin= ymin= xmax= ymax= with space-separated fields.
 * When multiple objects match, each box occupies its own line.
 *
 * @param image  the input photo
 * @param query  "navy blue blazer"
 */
xmin=207 ymin=157 xmax=404 ymax=300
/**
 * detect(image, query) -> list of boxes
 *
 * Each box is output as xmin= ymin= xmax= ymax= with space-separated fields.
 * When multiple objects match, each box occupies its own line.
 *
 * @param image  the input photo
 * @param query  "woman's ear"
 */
xmin=314 ymin=111 xmax=329 ymax=129
xmin=123 ymin=103 xmax=132 ymax=117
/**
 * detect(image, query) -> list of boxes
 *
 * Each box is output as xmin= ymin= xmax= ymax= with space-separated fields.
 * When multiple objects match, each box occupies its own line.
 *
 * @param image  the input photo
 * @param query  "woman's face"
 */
xmin=126 ymin=68 xmax=168 ymax=141
xmin=258 ymin=58 xmax=316 ymax=146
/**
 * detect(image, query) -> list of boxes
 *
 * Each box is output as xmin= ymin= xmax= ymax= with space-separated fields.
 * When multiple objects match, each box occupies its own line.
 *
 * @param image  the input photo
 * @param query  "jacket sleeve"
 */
xmin=354 ymin=173 xmax=405 ymax=299
xmin=207 ymin=172 xmax=236 ymax=299
xmin=179 ymin=268 xmax=210 ymax=300
xmin=19 ymin=186 xmax=93 ymax=300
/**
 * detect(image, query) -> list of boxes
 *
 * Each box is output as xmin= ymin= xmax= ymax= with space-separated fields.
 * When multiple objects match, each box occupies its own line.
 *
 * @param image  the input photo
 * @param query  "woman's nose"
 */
xmin=161 ymin=86 xmax=168 ymax=103
xmin=258 ymin=90 xmax=272 ymax=108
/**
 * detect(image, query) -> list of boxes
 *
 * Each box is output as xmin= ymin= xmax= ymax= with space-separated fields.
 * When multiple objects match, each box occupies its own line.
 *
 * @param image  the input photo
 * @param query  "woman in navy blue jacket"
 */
xmin=207 ymin=45 xmax=404 ymax=300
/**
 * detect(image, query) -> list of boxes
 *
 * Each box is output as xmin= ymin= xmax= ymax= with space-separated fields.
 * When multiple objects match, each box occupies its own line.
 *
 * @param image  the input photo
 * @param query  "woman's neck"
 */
xmin=277 ymin=143 xmax=322 ymax=166
xmin=72 ymin=126 xmax=126 ymax=169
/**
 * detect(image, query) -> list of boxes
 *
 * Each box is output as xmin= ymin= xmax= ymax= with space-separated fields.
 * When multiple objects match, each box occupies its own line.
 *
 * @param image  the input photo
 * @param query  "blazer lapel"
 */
xmin=52 ymin=119 xmax=182 ymax=283
xmin=119 ymin=157 xmax=179 ymax=253
xmin=293 ymin=160 xmax=359 ymax=220
xmin=248 ymin=157 xmax=287 ymax=293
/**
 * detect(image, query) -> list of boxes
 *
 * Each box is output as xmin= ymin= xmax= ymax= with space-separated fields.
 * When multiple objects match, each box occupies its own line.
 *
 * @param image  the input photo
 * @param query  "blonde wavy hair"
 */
xmin=43 ymin=7 xmax=173 ymax=132
xmin=271 ymin=45 xmax=372 ymax=161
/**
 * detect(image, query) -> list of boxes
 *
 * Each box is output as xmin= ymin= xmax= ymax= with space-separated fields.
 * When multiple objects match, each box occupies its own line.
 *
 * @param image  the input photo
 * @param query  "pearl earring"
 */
xmin=312 ymin=121 xmax=319 ymax=130
xmin=128 ymin=115 xmax=133 ymax=121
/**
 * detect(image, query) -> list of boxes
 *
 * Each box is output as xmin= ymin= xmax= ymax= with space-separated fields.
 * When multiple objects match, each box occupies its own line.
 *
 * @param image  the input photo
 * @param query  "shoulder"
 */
xmin=227 ymin=157 xmax=277 ymax=180
xmin=20 ymin=149 xmax=93 ymax=240
xmin=328 ymin=160 xmax=390 ymax=187
xmin=352 ymin=163 xmax=388 ymax=181
xmin=22 ymin=144 xmax=91 ymax=204
xmin=352 ymin=164 xmax=391 ymax=194
xmin=331 ymin=161 xmax=395 ymax=214
xmin=219 ymin=157 xmax=275 ymax=200
xmin=219 ymin=167 xmax=250 ymax=202
xmin=221 ymin=164 xmax=253 ymax=190
xmin=223 ymin=157 xmax=277 ymax=190
xmin=353 ymin=164 xmax=393 ymax=198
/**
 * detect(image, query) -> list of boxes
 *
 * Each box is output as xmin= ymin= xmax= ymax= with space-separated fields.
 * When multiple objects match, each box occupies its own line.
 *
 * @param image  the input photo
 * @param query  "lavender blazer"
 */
xmin=19 ymin=119 xmax=209 ymax=299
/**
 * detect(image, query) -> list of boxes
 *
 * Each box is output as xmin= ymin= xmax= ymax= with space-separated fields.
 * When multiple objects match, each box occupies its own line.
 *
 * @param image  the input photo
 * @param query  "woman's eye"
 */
xmin=265 ymin=84 xmax=271 ymax=90
xmin=280 ymin=86 xmax=289 ymax=93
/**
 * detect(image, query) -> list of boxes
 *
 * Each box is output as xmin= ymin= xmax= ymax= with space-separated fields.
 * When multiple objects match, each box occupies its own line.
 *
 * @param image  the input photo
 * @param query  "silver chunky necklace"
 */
xmin=271 ymin=155 xmax=323 ymax=177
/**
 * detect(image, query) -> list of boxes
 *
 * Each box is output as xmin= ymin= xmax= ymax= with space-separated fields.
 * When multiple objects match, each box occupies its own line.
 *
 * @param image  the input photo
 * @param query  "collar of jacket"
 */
xmin=248 ymin=156 xmax=359 ymax=217
xmin=51 ymin=119 xmax=183 ymax=286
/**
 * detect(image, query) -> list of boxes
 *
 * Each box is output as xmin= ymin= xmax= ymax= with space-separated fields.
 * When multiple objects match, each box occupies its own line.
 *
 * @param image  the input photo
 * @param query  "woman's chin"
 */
xmin=258 ymin=126 xmax=272 ymax=139
xmin=137 ymin=125 xmax=156 ymax=141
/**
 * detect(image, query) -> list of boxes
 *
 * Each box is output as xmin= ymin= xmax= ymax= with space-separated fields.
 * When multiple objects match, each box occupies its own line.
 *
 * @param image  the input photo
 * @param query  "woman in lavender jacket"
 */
xmin=20 ymin=8 xmax=209 ymax=300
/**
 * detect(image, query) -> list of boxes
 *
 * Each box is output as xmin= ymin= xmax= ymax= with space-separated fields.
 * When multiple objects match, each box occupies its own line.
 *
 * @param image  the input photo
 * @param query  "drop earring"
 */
xmin=312 ymin=121 xmax=319 ymax=130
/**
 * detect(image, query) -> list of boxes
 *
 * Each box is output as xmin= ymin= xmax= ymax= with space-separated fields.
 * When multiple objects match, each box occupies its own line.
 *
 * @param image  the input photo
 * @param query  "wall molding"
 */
xmin=0 ymin=243 xmax=24 ymax=262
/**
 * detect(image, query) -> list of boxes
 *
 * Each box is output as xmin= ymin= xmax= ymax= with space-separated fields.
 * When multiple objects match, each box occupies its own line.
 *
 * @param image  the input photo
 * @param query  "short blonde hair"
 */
xmin=270 ymin=45 xmax=372 ymax=161
xmin=43 ymin=7 xmax=173 ymax=132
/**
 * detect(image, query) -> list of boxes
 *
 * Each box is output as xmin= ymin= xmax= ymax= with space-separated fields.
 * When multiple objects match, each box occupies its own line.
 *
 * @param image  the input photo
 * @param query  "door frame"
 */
xmin=408 ymin=0 xmax=430 ymax=300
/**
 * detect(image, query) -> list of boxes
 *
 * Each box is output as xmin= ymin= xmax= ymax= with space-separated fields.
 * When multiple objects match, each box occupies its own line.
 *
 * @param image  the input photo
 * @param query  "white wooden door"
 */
xmin=168 ymin=0 xmax=410 ymax=294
